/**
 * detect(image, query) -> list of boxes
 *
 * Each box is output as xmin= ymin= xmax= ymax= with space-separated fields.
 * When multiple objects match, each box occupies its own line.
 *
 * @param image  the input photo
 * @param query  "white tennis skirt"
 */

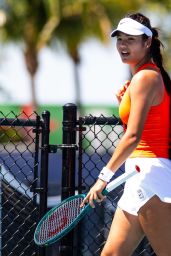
xmin=117 ymin=157 xmax=171 ymax=216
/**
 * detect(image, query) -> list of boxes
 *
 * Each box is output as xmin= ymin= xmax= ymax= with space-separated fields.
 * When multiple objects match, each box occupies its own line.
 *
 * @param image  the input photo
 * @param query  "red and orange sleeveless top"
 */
xmin=119 ymin=63 xmax=170 ymax=158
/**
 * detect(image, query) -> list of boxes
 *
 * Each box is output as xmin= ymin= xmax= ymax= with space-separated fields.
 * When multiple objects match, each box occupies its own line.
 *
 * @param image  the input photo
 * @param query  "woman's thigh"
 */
xmin=101 ymin=207 xmax=144 ymax=256
xmin=139 ymin=195 xmax=171 ymax=256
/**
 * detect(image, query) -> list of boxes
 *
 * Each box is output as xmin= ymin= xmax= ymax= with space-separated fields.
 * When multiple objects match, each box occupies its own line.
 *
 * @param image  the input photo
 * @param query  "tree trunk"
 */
xmin=30 ymin=74 xmax=37 ymax=111
xmin=24 ymin=45 xmax=38 ymax=110
xmin=71 ymin=50 xmax=83 ymax=115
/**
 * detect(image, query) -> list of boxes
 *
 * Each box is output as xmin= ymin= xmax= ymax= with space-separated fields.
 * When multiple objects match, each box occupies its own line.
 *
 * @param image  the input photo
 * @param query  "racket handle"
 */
xmin=102 ymin=167 xmax=140 ymax=196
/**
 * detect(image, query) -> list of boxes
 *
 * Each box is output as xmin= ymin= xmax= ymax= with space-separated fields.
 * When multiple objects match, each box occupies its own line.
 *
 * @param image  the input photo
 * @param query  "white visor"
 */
xmin=111 ymin=18 xmax=152 ymax=38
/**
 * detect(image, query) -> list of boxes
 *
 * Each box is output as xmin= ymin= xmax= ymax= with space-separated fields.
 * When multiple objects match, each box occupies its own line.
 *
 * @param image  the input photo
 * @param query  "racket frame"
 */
xmin=34 ymin=194 xmax=91 ymax=246
xmin=34 ymin=168 xmax=139 ymax=246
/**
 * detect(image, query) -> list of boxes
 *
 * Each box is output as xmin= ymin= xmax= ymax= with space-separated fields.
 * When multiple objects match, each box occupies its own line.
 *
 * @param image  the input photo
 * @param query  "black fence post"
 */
xmin=39 ymin=110 xmax=50 ymax=256
xmin=59 ymin=103 xmax=77 ymax=256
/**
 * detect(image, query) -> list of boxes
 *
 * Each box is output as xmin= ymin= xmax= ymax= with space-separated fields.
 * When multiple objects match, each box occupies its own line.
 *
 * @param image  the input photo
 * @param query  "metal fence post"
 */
xmin=59 ymin=103 xmax=77 ymax=256
xmin=39 ymin=110 xmax=50 ymax=216
xmin=39 ymin=110 xmax=50 ymax=256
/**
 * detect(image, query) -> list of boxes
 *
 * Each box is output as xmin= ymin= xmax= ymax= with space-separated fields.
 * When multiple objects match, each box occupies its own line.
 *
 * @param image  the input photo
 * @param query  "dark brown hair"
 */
xmin=126 ymin=12 xmax=171 ymax=95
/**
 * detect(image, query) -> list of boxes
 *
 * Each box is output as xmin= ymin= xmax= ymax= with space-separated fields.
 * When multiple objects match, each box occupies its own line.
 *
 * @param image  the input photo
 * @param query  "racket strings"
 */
xmin=36 ymin=197 xmax=84 ymax=243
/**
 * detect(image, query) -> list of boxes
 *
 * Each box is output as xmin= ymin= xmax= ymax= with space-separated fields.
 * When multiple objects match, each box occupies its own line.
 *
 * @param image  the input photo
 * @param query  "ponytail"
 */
xmin=150 ymin=28 xmax=171 ymax=159
xmin=150 ymin=27 xmax=171 ymax=95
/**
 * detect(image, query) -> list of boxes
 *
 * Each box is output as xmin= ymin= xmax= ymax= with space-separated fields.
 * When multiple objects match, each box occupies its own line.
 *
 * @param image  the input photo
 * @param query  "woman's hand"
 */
xmin=80 ymin=179 xmax=107 ymax=208
xmin=116 ymin=80 xmax=130 ymax=103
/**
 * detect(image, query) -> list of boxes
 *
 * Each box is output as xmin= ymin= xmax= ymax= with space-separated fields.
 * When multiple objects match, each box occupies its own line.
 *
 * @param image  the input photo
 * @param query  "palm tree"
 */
xmin=0 ymin=0 xmax=144 ymax=111
xmin=0 ymin=0 xmax=61 ymax=109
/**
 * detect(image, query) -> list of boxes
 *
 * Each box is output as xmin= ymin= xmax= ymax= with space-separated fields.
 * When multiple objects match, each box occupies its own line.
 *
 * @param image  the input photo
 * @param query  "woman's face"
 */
xmin=116 ymin=32 xmax=150 ymax=66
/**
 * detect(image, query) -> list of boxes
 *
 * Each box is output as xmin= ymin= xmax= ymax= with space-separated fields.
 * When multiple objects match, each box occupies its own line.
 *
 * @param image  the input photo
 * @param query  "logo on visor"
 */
xmin=119 ymin=21 xmax=127 ymax=25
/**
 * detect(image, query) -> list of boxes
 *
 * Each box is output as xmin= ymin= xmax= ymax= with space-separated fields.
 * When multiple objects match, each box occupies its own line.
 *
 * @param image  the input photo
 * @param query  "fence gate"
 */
xmin=0 ymin=110 xmax=50 ymax=256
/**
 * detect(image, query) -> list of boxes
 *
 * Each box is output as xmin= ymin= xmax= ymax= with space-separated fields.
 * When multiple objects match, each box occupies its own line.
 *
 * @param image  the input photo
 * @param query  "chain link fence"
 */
xmin=0 ymin=110 xmax=49 ymax=256
xmin=75 ymin=114 xmax=156 ymax=256
xmin=0 ymin=105 xmax=157 ymax=256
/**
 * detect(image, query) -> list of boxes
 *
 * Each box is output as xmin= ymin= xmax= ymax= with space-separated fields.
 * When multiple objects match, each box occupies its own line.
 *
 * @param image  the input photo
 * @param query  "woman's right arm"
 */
xmin=81 ymin=70 xmax=159 ymax=208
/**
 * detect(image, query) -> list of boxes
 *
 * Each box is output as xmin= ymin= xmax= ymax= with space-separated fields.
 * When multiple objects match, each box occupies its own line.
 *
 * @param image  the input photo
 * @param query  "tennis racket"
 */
xmin=34 ymin=166 xmax=140 ymax=246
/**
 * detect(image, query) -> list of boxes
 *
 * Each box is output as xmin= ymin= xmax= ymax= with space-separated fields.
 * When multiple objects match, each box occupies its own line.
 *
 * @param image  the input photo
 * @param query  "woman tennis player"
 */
xmin=81 ymin=12 xmax=171 ymax=256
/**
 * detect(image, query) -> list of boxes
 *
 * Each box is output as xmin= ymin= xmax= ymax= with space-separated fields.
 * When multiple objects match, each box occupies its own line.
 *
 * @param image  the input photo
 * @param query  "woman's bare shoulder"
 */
xmin=130 ymin=69 xmax=162 ymax=91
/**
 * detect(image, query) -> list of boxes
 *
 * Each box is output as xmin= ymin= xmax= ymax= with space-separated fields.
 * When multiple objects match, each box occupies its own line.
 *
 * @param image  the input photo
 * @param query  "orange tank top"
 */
xmin=119 ymin=63 xmax=170 ymax=158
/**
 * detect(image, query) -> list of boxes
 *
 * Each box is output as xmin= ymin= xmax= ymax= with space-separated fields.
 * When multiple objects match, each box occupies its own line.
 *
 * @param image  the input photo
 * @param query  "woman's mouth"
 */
xmin=121 ymin=51 xmax=129 ymax=56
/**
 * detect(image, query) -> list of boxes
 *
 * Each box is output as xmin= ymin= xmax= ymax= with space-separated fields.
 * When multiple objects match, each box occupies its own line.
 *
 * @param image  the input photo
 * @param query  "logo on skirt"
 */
xmin=137 ymin=189 xmax=145 ymax=200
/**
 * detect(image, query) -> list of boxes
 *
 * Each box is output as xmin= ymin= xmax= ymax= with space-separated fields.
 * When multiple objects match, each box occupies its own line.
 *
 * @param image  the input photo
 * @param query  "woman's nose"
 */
xmin=120 ymin=40 xmax=127 ymax=47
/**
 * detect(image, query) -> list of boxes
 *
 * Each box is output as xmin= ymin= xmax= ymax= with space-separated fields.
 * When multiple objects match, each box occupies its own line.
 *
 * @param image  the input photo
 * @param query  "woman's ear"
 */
xmin=145 ymin=37 xmax=152 ymax=48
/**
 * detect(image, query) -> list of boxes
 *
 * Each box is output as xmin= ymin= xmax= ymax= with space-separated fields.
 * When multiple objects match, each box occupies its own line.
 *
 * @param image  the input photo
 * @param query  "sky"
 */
xmin=0 ymin=38 xmax=129 ymax=106
xmin=0 ymin=7 xmax=170 ymax=107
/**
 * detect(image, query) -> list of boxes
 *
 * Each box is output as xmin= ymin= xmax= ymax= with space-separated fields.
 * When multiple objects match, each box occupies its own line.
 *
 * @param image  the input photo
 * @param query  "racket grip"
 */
xmin=102 ymin=167 xmax=140 ymax=196
xmin=102 ymin=188 xmax=109 ymax=196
